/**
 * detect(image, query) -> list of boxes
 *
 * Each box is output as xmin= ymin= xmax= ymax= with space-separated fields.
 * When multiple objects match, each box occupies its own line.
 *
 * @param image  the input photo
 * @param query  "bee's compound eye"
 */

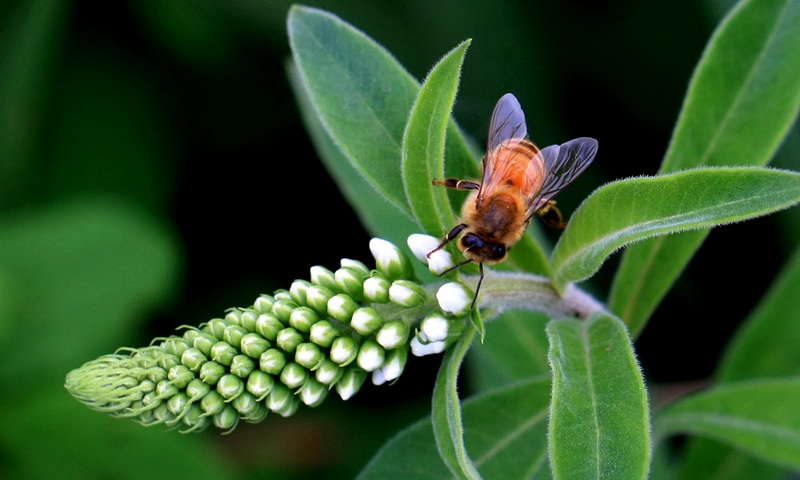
xmin=461 ymin=234 xmax=483 ymax=249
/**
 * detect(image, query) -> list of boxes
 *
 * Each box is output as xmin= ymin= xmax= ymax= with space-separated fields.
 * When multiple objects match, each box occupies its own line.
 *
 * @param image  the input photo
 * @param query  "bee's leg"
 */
xmin=427 ymin=223 xmax=467 ymax=258
xmin=537 ymin=200 xmax=567 ymax=228
xmin=471 ymin=263 xmax=484 ymax=309
xmin=432 ymin=178 xmax=480 ymax=191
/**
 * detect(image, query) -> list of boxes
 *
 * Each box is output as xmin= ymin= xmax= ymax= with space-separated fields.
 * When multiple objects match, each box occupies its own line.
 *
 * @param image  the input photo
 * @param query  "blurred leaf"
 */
xmin=432 ymin=324 xmax=480 ymax=479
xmin=402 ymin=39 xmax=470 ymax=238
xmin=551 ymin=167 xmax=800 ymax=291
xmin=467 ymin=310 xmax=551 ymax=391
xmin=0 ymin=197 xmax=181 ymax=385
xmin=671 ymin=243 xmax=800 ymax=480
xmin=46 ymin=51 xmax=176 ymax=210
xmin=0 ymin=0 xmax=70 ymax=208
xmin=359 ymin=377 xmax=552 ymax=480
xmin=609 ymin=0 xmax=800 ymax=334
xmin=0 ymin=390 xmax=235 ymax=480
xmin=547 ymin=313 xmax=650 ymax=480
xmin=656 ymin=379 xmax=800 ymax=470
xmin=717 ymin=243 xmax=800 ymax=382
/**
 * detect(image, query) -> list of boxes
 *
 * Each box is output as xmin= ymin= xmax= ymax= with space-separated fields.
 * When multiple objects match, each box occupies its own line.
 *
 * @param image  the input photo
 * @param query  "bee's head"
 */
xmin=459 ymin=233 xmax=507 ymax=264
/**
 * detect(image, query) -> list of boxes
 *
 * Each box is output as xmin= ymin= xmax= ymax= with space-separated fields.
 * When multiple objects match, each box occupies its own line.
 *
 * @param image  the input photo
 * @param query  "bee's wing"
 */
xmin=525 ymin=137 xmax=598 ymax=218
xmin=478 ymin=94 xmax=531 ymax=199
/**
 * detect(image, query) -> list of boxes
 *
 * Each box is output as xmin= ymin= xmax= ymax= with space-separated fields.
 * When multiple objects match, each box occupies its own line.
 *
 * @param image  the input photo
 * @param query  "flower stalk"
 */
xmin=65 ymin=235 xmax=604 ymax=433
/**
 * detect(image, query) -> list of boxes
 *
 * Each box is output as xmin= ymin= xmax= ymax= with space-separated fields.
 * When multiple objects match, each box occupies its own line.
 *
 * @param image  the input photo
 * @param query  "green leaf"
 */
xmin=609 ymin=0 xmax=800 ymax=334
xmin=547 ymin=313 xmax=650 ymax=480
xmin=402 ymin=40 xmax=470 ymax=238
xmin=286 ymin=61 xmax=421 ymax=249
xmin=359 ymin=378 xmax=552 ymax=480
xmin=432 ymin=324 xmax=481 ymax=479
xmin=551 ymin=167 xmax=800 ymax=291
xmin=655 ymin=379 xmax=800 ymax=470
xmin=717 ymin=243 xmax=800 ymax=382
xmin=671 ymin=244 xmax=800 ymax=480
xmin=288 ymin=5 xmax=419 ymax=215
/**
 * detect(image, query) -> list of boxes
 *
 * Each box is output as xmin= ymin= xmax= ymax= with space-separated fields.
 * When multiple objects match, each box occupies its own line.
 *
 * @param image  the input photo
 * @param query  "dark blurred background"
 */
xmin=1 ymin=0 xmax=797 ymax=478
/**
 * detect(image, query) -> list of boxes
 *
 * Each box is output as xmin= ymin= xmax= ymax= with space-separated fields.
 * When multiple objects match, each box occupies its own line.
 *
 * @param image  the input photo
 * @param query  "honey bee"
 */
xmin=427 ymin=93 xmax=598 ymax=306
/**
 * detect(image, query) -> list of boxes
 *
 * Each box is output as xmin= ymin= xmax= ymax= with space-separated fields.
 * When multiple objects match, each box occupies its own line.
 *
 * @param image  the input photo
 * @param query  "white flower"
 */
xmin=369 ymin=238 xmax=413 ymax=281
xmin=410 ymin=336 xmax=447 ymax=357
xmin=436 ymin=282 xmax=474 ymax=315
xmin=407 ymin=233 xmax=455 ymax=275
xmin=388 ymin=280 xmax=426 ymax=307
xmin=356 ymin=340 xmax=385 ymax=372
xmin=381 ymin=349 xmax=407 ymax=381
xmin=420 ymin=313 xmax=449 ymax=343
xmin=371 ymin=369 xmax=387 ymax=386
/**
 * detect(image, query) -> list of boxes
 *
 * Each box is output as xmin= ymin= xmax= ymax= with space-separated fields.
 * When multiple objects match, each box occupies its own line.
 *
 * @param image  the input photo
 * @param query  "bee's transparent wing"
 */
xmin=487 ymin=93 xmax=528 ymax=152
xmin=480 ymin=93 xmax=530 ymax=193
xmin=526 ymin=137 xmax=598 ymax=216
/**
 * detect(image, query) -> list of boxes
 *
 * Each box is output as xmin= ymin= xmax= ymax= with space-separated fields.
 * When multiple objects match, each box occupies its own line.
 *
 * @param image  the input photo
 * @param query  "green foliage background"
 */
xmin=1 ymin=0 xmax=798 ymax=478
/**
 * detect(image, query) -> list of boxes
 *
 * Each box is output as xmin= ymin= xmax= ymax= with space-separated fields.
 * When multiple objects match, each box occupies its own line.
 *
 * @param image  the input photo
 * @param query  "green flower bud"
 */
xmin=267 ymin=383 xmax=293 ymax=413
xmin=239 ymin=333 xmax=270 ymax=359
xmin=156 ymin=379 xmax=179 ymax=399
xmin=186 ymin=378 xmax=211 ymax=401
xmin=232 ymin=391 xmax=268 ymax=422
xmin=192 ymin=332 xmax=217 ymax=356
xmin=329 ymin=336 xmax=358 ymax=366
xmin=309 ymin=320 xmax=339 ymax=348
xmin=234 ymin=310 xmax=259 ymax=333
xmin=289 ymin=280 xmax=312 ymax=305
xmin=223 ymin=324 xmax=248 ymax=349
xmin=205 ymin=318 xmax=227 ymax=339
xmin=350 ymin=307 xmax=383 ymax=335
xmin=259 ymin=348 xmax=287 ymax=375
xmin=181 ymin=405 xmax=208 ymax=432
xmin=310 ymin=265 xmax=338 ymax=291
xmin=255 ymin=313 xmax=283 ymax=341
xmin=363 ymin=274 xmax=390 ymax=303
xmin=305 ymin=285 xmax=335 ymax=316
xmin=299 ymin=378 xmax=328 ymax=407
xmin=277 ymin=397 xmax=300 ymax=418
xmin=230 ymin=354 xmax=255 ymax=378
xmin=162 ymin=337 xmax=190 ymax=357
xmin=315 ymin=359 xmax=344 ymax=386
xmin=335 ymin=266 xmax=367 ymax=301
xmin=246 ymin=370 xmax=274 ymax=400
xmin=276 ymin=328 xmax=303 ymax=353
xmin=210 ymin=341 xmax=237 ymax=366
xmin=279 ymin=362 xmax=308 ymax=389
xmin=389 ymin=280 xmax=426 ymax=307
xmin=288 ymin=306 xmax=318 ymax=333
xmin=252 ymin=294 xmax=276 ymax=314
xmin=335 ymin=367 xmax=367 ymax=401
xmin=271 ymin=299 xmax=299 ymax=324
xmin=340 ymin=258 xmax=370 ymax=276
xmin=199 ymin=361 xmax=225 ymax=385
xmin=295 ymin=342 xmax=325 ymax=370
xmin=182 ymin=328 xmax=201 ymax=346
xmin=216 ymin=373 xmax=244 ymax=401
xmin=213 ymin=405 xmax=239 ymax=432
xmin=200 ymin=390 xmax=226 ymax=416
xmin=375 ymin=320 xmax=410 ymax=350
xmin=327 ymin=293 xmax=358 ymax=322
xmin=167 ymin=365 xmax=193 ymax=389
xmin=167 ymin=391 xmax=190 ymax=416
xmin=357 ymin=339 xmax=386 ymax=372
xmin=369 ymin=238 xmax=414 ymax=281
xmin=273 ymin=289 xmax=293 ymax=303
xmin=224 ymin=309 xmax=244 ymax=327
xmin=180 ymin=347 xmax=208 ymax=372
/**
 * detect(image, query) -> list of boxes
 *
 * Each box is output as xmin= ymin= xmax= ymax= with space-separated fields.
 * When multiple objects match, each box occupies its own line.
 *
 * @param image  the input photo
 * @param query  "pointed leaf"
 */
xmin=656 ymin=379 xmax=800 ymax=470
xmin=547 ymin=313 xmax=650 ymax=480
xmin=402 ymin=40 xmax=470 ymax=237
xmin=609 ymin=0 xmax=800 ymax=334
xmin=551 ymin=167 xmax=800 ymax=290
xmin=432 ymin=325 xmax=481 ymax=479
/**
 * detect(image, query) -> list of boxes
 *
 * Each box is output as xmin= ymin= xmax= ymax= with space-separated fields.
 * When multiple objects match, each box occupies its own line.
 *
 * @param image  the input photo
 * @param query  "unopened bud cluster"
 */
xmin=65 ymin=236 xmax=474 ymax=433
